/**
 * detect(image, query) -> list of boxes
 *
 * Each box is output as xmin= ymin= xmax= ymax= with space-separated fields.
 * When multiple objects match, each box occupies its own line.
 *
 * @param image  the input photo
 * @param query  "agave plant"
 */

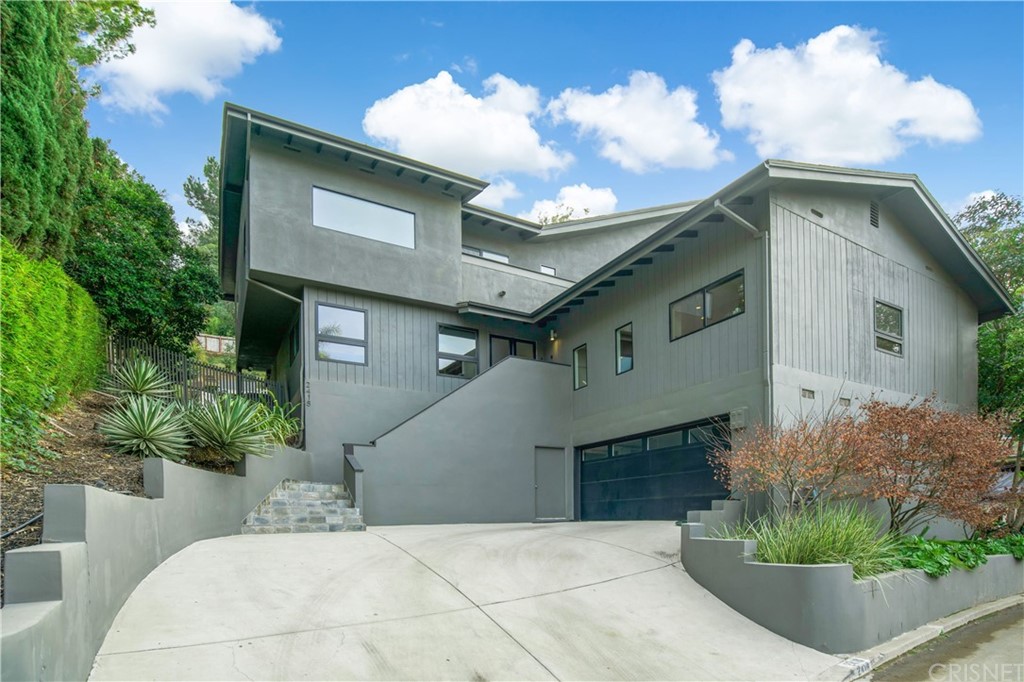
xmin=107 ymin=355 xmax=173 ymax=400
xmin=256 ymin=394 xmax=302 ymax=445
xmin=187 ymin=394 xmax=271 ymax=463
xmin=99 ymin=395 xmax=190 ymax=461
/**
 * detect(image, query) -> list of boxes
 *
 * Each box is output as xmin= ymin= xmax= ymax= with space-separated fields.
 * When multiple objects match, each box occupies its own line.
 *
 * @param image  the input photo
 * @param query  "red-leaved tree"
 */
xmin=709 ymin=408 xmax=862 ymax=517
xmin=855 ymin=399 xmax=1013 ymax=535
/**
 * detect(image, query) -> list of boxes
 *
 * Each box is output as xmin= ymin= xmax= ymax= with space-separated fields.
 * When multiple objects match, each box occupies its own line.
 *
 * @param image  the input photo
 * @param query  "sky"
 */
xmin=84 ymin=1 xmax=1024 ymax=227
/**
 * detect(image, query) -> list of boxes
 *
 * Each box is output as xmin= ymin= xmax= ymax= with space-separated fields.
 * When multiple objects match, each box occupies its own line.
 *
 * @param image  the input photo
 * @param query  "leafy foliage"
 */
xmin=107 ymin=355 xmax=173 ymax=399
xmin=187 ymin=395 xmax=271 ymax=463
xmin=183 ymin=156 xmax=237 ymax=337
xmin=855 ymin=399 xmax=1014 ymax=534
xmin=69 ymin=0 xmax=155 ymax=69
xmin=721 ymin=502 xmax=901 ymax=580
xmin=708 ymin=405 xmax=862 ymax=517
xmin=66 ymin=140 xmax=219 ymax=352
xmin=99 ymin=395 xmax=190 ymax=461
xmin=893 ymin=534 xmax=1024 ymax=578
xmin=1 ymin=240 xmax=106 ymax=470
xmin=256 ymin=395 xmax=302 ymax=446
xmin=0 ymin=1 xmax=91 ymax=261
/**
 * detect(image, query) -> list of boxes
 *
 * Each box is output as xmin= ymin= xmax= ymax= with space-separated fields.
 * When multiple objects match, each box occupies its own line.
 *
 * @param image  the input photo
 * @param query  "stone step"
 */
xmin=242 ymin=479 xmax=365 ymax=534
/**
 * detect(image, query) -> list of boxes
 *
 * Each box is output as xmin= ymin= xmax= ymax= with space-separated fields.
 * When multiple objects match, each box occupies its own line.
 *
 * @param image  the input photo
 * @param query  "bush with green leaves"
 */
xmin=256 ymin=395 xmax=301 ymax=446
xmin=98 ymin=395 xmax=190 ymax=461
xmin=720 ymin=503 xmax=901 ymax=579
xmin=187 ymin=395 xmax=271 ymax=463
xmin=107 ymin=355 xmax=173 ymax=399
xmin=894 ymin=534 xmax=1024 ymax=577
xmin=1 ymin=239 xmax=106 ymax=470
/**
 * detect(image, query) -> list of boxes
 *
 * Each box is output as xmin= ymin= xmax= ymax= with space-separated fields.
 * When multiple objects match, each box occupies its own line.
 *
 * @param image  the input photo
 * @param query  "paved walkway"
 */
xmin=91 ymin=522 xmax=841 ymax=681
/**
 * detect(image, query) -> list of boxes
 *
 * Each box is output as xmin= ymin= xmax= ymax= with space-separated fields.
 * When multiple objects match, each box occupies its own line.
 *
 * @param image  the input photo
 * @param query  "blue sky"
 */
xmin=86 ymin=1 xmax=1023 ymax=225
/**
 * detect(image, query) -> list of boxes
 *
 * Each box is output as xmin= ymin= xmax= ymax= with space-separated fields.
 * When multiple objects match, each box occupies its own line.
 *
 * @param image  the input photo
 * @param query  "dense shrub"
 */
xmin=720 ymin=502 xmax=901 ymax=579
xmin=257 ymin=395 xmax=302 ymax=446
xmin=1 ymin=239 xmax=106 ymax=469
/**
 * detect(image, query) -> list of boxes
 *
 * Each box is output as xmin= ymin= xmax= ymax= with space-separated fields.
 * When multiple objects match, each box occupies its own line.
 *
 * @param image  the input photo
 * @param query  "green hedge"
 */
xmin=1 ymin=239 xmax=106 ymax=466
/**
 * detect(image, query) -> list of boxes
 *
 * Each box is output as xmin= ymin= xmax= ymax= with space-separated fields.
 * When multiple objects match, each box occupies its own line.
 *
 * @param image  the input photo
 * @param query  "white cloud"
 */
xmin=519 ymin=184 xmax=618 ymax=223
xmin=473 ymin=178 xmax=522 ymax=210
xmin=363 ymin=71 xmax=573 ymax=178
xmin=450 ymin=56 xmax=478 ymax=76
xmin=548 ymin=71 xmax=730 ymax=173
xmin=713 ymin=25 xmax=981 ymax=165
xmin=93 ymin=1 xmax=281 ymax=116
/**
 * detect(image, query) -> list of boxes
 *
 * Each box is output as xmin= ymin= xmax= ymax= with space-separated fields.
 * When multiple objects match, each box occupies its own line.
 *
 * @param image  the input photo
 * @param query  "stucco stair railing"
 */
xmin=242 ymin=479 xmax=365 ymax=533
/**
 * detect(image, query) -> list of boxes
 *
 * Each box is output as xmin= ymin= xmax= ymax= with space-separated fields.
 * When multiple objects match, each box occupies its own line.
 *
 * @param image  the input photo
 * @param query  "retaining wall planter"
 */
xmin=1 ymin=446 xmax=316 ymax=681
xmin=680 ymin=522 xmax=1024 ymax=654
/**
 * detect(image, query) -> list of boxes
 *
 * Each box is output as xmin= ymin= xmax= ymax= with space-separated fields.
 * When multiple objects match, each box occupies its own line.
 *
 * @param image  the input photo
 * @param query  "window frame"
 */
xmin=873 ymin=299 xmax=905 ymax=358
xmin=540 ymin=265 xmax=557 ymax=277
xmin=669 ymin=270 xmax=746 ymax=342
xmin=311 ymin=185 xmax=416 ymax=249
xmin=489 ymin=335 xmax=536 ymax=366
xmin=573 ymin=343 xmax=588 ymax=390
xmin=436 ymin=324 xmax=479 ymax=379
xmin=615 ymin=322 xmax=634 ymax=375
xmin=315 ymin=302 xmax=368 ymax=366
xmin=461 ymin=244 xmax=510 ymax=264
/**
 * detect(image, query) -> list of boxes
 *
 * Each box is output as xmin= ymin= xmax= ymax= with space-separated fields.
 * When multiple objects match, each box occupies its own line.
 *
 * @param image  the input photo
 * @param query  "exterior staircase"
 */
xmin=241 ymin=479 xmax=365 ymax=534
xmin=685 ymin=499 xmax=745 ymax=537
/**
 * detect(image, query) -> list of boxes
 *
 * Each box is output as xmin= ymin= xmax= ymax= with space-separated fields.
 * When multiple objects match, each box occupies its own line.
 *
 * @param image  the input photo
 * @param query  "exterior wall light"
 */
xmin=549 ymin=329 xmax=558 ymax=341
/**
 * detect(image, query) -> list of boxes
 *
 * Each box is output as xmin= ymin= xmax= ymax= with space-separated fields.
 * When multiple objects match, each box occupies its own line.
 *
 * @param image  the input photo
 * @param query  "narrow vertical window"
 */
xmin=615 ymin=323 xmax=633 ymax=374
xmin=874 ymin=301 xmax=904 ymax=357
xmin=573 ymin=344 xmax=588 ymax=389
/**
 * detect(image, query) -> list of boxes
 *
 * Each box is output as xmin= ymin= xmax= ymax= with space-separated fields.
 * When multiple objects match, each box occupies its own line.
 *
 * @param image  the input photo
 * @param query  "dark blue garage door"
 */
xmin=579 ymin=422 xmax=729 ymax=521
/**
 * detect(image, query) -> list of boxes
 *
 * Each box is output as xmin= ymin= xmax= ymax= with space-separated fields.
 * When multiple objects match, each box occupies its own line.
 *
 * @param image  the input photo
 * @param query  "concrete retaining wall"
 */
xmin=1 ymin=446 xmax=312 ymax=681
xmin=679 ymin=522 xmax=1024 ymax=654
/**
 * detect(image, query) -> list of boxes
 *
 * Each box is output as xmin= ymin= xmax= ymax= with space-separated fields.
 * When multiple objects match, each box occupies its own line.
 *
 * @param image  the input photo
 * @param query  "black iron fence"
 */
xmin=106 ymin=335 xmax=285 ymax=406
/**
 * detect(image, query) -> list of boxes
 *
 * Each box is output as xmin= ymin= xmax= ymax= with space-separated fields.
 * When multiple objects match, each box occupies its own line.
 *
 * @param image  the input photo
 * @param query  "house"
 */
xmin=218 ymin=103 xmax=1014 ymax=526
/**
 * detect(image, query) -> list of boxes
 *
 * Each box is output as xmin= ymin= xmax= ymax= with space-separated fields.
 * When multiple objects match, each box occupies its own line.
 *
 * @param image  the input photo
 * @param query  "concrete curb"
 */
xmin=814 ymin=595 xmax=1024 ymax=681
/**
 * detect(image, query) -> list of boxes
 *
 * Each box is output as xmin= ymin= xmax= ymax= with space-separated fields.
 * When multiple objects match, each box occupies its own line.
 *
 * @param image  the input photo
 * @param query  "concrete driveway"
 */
xmin=91 ymin=522 xmax=842 ymax=681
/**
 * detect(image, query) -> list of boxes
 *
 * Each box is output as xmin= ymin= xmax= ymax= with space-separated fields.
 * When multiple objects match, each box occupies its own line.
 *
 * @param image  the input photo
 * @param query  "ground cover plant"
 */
xmin=893 ymin=534 xmax=1024 ymax=577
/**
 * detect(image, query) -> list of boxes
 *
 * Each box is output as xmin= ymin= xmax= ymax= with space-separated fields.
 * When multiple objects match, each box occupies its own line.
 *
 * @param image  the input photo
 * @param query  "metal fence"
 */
xmin=106 ymin=335 xmax=285 ymax=406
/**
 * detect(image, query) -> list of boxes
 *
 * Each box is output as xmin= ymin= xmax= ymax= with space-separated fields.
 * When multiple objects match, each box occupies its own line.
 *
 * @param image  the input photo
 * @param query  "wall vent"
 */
xmin=870 ymin=201 xmax=880 ymax=228
xmin=801 ymin=388 xmax=815 ymax=399
xmin=810 ymin=208 xmax=824 ymax=219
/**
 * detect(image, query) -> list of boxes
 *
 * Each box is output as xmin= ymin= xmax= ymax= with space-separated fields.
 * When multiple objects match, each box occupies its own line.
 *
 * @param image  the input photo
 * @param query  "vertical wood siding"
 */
xmin=771 ymin=201 xmax=972 ymax=403
xmin=556 ymin=223 xmax=765 ymax=420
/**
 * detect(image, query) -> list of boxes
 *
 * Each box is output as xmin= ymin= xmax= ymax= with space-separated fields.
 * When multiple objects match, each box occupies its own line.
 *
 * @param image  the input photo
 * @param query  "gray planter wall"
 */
xmin=1 ymin=446 xmax=313 ymax=682
xmin=679 ymin=522 xmax=1024 ymax=654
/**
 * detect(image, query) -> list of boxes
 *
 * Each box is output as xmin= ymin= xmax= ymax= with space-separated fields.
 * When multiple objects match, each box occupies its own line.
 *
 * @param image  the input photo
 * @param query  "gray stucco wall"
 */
xmin=351 ymin=357 xmax=572 ymax=525
xmin=679 ymin=522 xmax=1024 ymax=654
xmin=1 ymin=447 xmax=312 ymax=682
xmin=248 ymin=136 xmax=464 ymax=307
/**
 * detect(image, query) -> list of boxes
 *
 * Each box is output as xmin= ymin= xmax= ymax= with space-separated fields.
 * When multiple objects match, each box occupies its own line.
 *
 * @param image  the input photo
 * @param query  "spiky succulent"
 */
xmin=99 ymin=395 xmax=190 ymax=461
xmin=187 ymin=394 xmax=271 ymax=462
xmin=107 ymin=355 xmax=173 ymax=400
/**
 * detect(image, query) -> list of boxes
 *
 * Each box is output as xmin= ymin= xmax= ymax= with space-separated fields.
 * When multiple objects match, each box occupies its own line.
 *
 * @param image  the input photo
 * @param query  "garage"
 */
xmin=578 ymin=420 xmax=730 ymax=521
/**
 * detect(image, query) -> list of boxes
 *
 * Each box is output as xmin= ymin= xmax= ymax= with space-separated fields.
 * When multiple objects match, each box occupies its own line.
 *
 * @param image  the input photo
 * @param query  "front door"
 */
xmin=534 ymin=446 xmax=567 ymax=520
xmin=490 ymin=335 xmax=536 ymax=366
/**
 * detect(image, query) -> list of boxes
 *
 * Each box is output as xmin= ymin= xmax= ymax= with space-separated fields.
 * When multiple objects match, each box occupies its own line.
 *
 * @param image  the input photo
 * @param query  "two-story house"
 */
xmin=219 ymin=104 xmax=1013 ymax=525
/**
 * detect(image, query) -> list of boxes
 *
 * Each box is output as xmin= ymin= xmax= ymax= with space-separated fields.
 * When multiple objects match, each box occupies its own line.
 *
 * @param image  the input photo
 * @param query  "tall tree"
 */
xmin=183 ymin=156 xmax=236 ymax=336
xmin=66 ymin=140 xmax=219 ymax=351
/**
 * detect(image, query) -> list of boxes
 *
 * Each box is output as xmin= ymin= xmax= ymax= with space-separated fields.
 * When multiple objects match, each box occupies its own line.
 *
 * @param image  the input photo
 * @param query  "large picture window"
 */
xmin=670 ymin=271 xmax=745 ymax=341
xmin=874 ymin=301 xmax=904 ymax=357
xmin=573 ymin=344 xmax=588 ymax=390
xmin=316 ymin=303 xmax=367 ymax=365
xmin=437 ymin=325 xmax=478 ymax=378
xmin=312 ymin=186 xmax=415 ymax=249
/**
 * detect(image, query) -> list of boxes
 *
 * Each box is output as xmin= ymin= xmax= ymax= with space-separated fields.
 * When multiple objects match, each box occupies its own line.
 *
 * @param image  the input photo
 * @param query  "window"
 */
xmin=312 ymin=186 xmax=415 ymax=249
xmin=615 ymin=323 xmax=633 ymax=374
xmin=581 ymin=445 xmax=608 ymax=461
xmin=438 ymin=325 xmax=478 ymax=378
xmin=647 ymin=431 xmax=684 ymax=450
xmin=612 ymin=439 xmax=643 ymax=457
xmin=670 ymin=271 xmax=745 ymax=340
xmin=874 ymin=301 xmax=904 ymax=356
xmin=490 ymin=336 xmax=536 ymax=365
xmin=461 ymin=245 xmax=510 ymax=264
xmin=540 ymin=265 xmax=556 ymax=276
xmin=573 ymin=344 xmax=588 ymax=389
xmin=316 ymin=303 xmax=367 ymax=365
